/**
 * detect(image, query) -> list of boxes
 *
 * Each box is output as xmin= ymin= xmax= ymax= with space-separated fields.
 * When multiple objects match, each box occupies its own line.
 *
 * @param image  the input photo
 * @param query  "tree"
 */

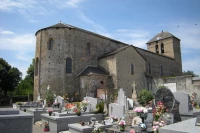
xmin=182 ymin=70 xmax=198 ymax=77
xmin=14 ymin=59 xmax=35 ymax=95
xmin=0 ymin=58 xmax=22 ymax=95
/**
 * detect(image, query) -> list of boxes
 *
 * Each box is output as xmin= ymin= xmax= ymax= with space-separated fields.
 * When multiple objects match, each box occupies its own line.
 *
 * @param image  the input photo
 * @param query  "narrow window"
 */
xmin=35 ymin=57 xmax=39 ymax=76
xmin=131 ymin=63 xmax=134 ymax=75
xmin=149 ymin=63 xmax=151 ymax=74
xmin=155 ymin=45 xmax=159 ymax=54
xmin=161 ymin=43 xmax=164 ymax=53
xmin=161 ymin=65 xmax=163 ymax=76
xmin=66 ymin=57 xmax=72 ymax=73
xmin=48 ymin=38 xmax=53 ymax=50
xmin=86 ymin=43 xmax=90 ymax=54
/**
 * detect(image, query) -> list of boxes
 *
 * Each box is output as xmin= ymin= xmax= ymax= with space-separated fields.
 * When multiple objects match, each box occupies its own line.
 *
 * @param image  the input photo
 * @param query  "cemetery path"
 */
xmin=33 ymin=124 xmax=54 ymax=133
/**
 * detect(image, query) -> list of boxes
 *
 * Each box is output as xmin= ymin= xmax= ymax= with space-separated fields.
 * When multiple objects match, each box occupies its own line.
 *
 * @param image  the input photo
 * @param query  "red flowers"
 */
xmin=153 ymin=102 xmax=167 ymax=121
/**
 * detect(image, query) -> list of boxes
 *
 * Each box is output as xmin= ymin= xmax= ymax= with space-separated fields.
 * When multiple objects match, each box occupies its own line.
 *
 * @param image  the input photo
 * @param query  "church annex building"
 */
xmin=34 ymin=22 xmax=182 ymax=100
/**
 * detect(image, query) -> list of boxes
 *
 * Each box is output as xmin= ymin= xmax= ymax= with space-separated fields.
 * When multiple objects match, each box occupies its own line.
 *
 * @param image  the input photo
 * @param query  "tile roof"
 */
xmin=99 ymin=46 xmax=130 ymax=59
xmin=77 ymin=66 xmax=109 ymax=77
xmin=147 ymin=31 xmax=180 ymax=44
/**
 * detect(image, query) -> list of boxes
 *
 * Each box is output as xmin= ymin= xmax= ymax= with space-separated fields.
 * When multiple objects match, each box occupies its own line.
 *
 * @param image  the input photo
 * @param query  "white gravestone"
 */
xmin=57 ymin=95 xmax=64 ymax=108
xmin=84 ymin=97 xmax=98 ymax=111
xmin=109 ymin=88 xmax=127 ymax=117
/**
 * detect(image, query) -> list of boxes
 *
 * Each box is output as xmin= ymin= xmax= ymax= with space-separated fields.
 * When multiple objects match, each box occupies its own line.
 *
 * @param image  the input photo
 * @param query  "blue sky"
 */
xmin=0 ymin=0 xmax=200 ymax=78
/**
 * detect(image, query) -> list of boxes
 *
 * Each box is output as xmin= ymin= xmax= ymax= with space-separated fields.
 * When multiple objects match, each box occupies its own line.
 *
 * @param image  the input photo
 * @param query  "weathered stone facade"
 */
xmin=152 ymin=75 xmax=200 ymax=99
xmin=34 ymin=23 xmax=182 ymax=100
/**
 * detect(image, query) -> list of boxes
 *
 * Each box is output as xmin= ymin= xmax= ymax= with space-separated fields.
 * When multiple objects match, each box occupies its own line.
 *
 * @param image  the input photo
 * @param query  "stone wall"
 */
xmin=152 ymin=75 xmax=200 ymax=99
xmin=34 ymin=26 xmax=126 ymax=100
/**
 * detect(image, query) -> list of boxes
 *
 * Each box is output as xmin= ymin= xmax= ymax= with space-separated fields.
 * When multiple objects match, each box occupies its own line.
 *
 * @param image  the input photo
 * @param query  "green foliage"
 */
xmin=0 ymin=58 xmax=22 ymax=95
xmin=45 ymin=89 xmax=53 ymax=104
xmin=95 ymin=101 xmax=104 ymax=113
xmin=182 ymin=70 xmax=198 ymax=77
xmin=138 ymin=89 xmax=154 ymax=106
xmin=13 ymin=58 xmax=34 ymax=96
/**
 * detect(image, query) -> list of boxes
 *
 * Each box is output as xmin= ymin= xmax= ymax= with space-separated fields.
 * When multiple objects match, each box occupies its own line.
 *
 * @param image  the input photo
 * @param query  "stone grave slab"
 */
xmin=173 ymin=91 xmax=192 ymax=114
xmin=159 ymin=117 xmax=200 ymax=133
xmin=0 ymin=108 xmax=19 ymax=115
xmin=109 ymin=103 xmax=125 ymax=118
xmin=0 ymin=108 xmax=33 ymax=133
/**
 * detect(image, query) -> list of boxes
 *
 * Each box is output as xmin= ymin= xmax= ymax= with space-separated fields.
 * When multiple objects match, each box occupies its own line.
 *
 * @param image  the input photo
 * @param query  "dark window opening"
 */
xmin=149 ymin=63 xmax=151 ymax=74
xmin=155 ymin=45 xmax=159 ymax=54
xmin=35 ymin=57 xmax=39 ymax=76
xmin=100 ymin=81 xmax=104 ymax=84
xmin=66 ymin=57 xmax=72 ymax=73
xmin=161 ymin=65 xmax=163 ymax=76
xmin=48 ymin=38 xmax=53 ymax=50
xmin=131 ymin=63 xmax=134 ymax=75
xmin=86 ymin=43 xmax=90 ymax=54
xmin=161 ymin=43 xmax=164 ymax=53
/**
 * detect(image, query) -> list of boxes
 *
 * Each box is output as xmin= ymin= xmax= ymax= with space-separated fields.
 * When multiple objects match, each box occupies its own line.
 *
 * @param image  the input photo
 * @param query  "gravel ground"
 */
xmin=33 ymin=124 xmax=54 ymax=133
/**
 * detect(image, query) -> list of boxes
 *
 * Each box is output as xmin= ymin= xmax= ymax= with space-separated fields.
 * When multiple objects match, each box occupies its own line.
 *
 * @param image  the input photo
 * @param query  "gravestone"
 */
xmin=173 ymin=91 xmax=193 ymax=114
xmin=84 ymin=97 xmax=98 ymax=111
xmin=109 ymin=88 xmax=127 ymax=117
xmin=155 ymin=87 xmax=181 ymax=123
xmin=56 ymin=95 xmax=64 ymax=108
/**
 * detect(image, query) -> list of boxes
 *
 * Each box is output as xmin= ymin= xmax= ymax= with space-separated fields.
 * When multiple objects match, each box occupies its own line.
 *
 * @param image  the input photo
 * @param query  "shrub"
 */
xmin=95 ymin=101 xmax=104 ymax=113
xmin=138 ymin=89 xmax=154 ymax=106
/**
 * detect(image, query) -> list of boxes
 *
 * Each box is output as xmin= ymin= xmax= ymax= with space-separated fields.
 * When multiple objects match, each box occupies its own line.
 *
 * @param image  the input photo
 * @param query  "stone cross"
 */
xmin=132 ymin=81 xmax=138 ymax=102
xmin=37 ymin=93 xmax=41 ymax=101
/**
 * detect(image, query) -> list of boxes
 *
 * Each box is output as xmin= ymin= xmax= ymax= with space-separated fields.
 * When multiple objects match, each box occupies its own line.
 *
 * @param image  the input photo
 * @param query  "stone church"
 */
xmin=34 ymin=22 xmax=182 ymax=101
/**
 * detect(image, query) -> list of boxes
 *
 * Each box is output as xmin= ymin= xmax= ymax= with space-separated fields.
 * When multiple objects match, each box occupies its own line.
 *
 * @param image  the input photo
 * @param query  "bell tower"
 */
xmin=146 ymin=31 xmax=182 ymax=65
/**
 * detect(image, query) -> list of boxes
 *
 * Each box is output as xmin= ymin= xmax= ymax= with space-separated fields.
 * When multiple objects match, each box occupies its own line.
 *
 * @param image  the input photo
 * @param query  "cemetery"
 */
xmin=1 ymin=84 xmax=200 ymax=133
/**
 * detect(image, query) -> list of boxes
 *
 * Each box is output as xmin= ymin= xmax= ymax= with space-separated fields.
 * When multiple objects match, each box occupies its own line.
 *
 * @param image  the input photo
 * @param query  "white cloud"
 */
xmin=0 ymin=0 xmax=47 ymax=22
xmin=0 ymin=33 xmax=35 ymax=51
xmin=67 ymin=0 xmax=84 ymax=8
xmin=0 ymin=30 xmax=15 ymax=35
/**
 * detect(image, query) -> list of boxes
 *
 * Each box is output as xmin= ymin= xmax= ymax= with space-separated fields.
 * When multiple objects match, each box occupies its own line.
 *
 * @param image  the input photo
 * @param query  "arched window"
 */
xmin=48 ymin=38 xmax=53 ymax=50
xmin=131 ymin=63 xmax=134 ymax=75
xmin=149 ymin=63 xmax=151 ymax=74
xmin=35 ymin=57 xmax=39 ymax=76
xmin=66 ymin=57 xmax=72 ymax=73
xmin=160 ymin=65 xmax=163 ymax=76
xmin=86 ymin=43 xmax=90 ymax=54
xmin=161 ymin=43 xmax=164 ymax=53
xmin=155 ymin=45 xmax=159 ymax=54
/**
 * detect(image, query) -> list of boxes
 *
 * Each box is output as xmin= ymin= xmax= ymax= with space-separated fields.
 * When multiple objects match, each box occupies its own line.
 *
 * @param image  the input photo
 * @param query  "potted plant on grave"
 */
xmin=118 ymin=119 xmax=126 ymax=131
xmin=43 ymin=122 xmax=49 ymax=132
xmin=133 ymin=107 xmax=148 ymax=123
xmin=74 ymin=108 xmax=81 ymax=116
xmin=47 ymin=108 xmax=53 ymax=116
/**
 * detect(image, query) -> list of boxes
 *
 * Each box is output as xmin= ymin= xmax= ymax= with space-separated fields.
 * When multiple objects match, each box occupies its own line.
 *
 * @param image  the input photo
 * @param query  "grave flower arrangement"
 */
xmin=134 ymin=107 xmax=148 ymax=118
xmin=118 ymin=119 xmax=126 ymax=131
xmin=81 ymin=100 xmax=89 ymax=112
xmin=43 ymin=122 xmax=49 ymax=132
xmin=152 ymin=121 xmax=166 ymax=133
xmin=81 ymin=100 xmax=89 ymax=107
xmin=92 ymin=126 xmax=102 ymax=133
xmin=47 ymin=108 xmax=53 ymax=116
xmin=74 ymin=108 xmax=81 ymax=116
xmin=153 ymin=102 xmax=166 ymax=121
